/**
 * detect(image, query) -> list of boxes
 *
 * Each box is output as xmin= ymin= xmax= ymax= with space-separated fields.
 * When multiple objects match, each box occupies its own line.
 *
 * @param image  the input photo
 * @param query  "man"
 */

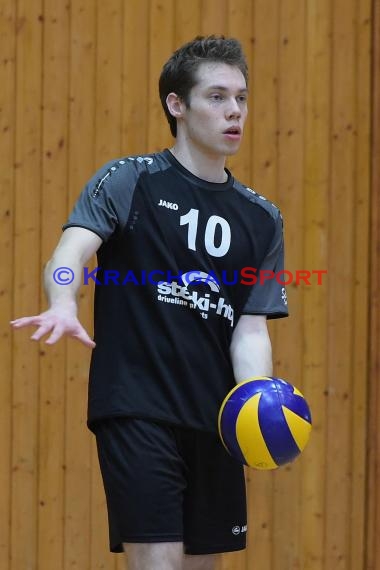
xmin=11 ymin=36 xmax=288 ymax=570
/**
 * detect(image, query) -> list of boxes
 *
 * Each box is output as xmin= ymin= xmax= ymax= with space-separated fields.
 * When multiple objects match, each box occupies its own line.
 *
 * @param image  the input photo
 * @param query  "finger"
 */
xmin=44 ymin=324 xmax=66 ymax=345
xmin=30 ymin=323 xmax=55 ymax=341
xmin=44 ymin=324 xmax=95 ymax=349
xmin=71 ymin=327 xmax=96 ymax=349
xmin=10 ymin=316 xmax=41 ymax=328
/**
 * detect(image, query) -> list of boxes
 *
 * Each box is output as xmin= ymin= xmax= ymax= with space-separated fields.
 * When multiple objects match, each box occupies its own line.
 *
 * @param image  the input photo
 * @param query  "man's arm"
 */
xmin=230 ymin=314 xmax=273 ymax=382
xmin=11 ymin=227 xmax=102 ymax=347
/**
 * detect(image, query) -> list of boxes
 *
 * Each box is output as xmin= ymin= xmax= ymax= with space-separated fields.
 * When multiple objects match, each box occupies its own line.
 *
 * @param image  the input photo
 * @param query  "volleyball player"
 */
xmin=11 ymin=36 xmax=288 ymax=570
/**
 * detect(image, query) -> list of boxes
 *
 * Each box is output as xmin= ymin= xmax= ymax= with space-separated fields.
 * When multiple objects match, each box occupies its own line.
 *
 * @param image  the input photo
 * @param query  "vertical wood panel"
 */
xmin=37 ymin=1 xmax=69 ymax=569
xmin=350 ymin=1 xmax=371 ymax=567
xmin=367 ymin=1 xmax=380 ymax=567
xmin=0 ymin=1 xmax=15 ymax=569
xmin=91 ymin=1 xmax=122 ymax=568
xmin=302 ymin=1 xmax=331 ymax=568
xmin=249 ymin=1 xmax=280 ymax=568
xmin=326 ymin=0 xmax=356 ymax=567
xmin=94 ymin=0 xmax=122 ymax=159
xmin=12 ymin=0 xmax=42 ymax=568
xmin=122 ymin=0 xmax=149 ymax=155
xmin=273 ymin=1 xmax=306 ymax=568
xmin=200 ymin=0 xmax=228 ymax=35
xmin=174 ymin=0 xmax=201 ymax=46
xmin=148 ymin=0 xmax=174 ymax=152
xmin=64 ymin=1 xmax=96 ymax=569
xmin=251 ymin=0 xmax=279 ymax=198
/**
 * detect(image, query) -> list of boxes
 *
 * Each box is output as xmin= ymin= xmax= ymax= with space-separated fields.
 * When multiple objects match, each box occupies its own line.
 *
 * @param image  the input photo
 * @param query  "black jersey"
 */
xmin=63 ymin=149 xmax=288 ymax=433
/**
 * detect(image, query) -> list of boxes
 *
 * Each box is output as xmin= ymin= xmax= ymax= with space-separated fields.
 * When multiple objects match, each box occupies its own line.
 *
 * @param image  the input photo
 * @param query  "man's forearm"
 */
xmin=44 ymin=252 xmax=83 ymax=312
xmin=43 ymin=227 xmax=102 ymax=311
xmin=230 ymin=316 xmax=273 ymax=382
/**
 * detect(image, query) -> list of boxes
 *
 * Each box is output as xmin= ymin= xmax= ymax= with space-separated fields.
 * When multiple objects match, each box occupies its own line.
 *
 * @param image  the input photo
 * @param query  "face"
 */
xmin=178 ymin=62 xmax=248 ymax=157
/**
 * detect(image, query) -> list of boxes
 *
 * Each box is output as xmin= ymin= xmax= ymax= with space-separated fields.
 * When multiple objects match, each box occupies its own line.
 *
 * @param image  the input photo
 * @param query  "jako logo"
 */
xmin=158 ymin=199 xmax=178 ymax=210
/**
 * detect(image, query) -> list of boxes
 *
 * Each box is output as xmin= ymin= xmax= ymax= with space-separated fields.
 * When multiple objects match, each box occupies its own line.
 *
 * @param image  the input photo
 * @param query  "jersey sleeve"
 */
xmin=62 ymin=159 xmax=138 ymax=241
xmin=242 ymin=211 xmax=289 ymax=319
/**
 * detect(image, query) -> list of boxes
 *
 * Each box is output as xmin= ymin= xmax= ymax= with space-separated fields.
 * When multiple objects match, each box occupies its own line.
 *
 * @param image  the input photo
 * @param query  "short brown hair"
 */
xmin=159 ymin=35 xmax=248 ymax=137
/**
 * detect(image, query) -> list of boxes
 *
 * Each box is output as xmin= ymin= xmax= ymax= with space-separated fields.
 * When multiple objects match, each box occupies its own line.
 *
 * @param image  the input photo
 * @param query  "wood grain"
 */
xmin=0 ymin=0 xmax=15 ymax=568
xmin=367 ymin=0 xmax=380 ymax=568
xmin=4 ymin=1 xmax=375 ymax=568
xmin=64 ymin=1 xmax=96 ymax=569
xmin=302 ymin=1 xmax=331 ymax=568
xmin=12 ymin=1 xmax=42 ymax=568
xmin=37 ymin=1 xmax=69 ymax=569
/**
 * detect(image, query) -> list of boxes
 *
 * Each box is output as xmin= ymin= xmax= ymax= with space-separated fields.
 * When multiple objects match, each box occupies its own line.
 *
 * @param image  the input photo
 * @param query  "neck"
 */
xmin=170 ymin=141 xmax=228 ymax=183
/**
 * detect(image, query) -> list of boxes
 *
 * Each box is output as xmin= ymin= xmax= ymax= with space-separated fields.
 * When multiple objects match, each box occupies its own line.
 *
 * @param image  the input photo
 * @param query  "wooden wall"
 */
xmin=1 ymin=0 xmax=377 ymax=568
xmin=368 ymin=1 xmax=380 ymax=569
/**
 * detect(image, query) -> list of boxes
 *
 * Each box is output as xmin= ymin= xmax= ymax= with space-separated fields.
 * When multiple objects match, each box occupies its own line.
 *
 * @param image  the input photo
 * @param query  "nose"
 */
xmin=226 ymin=97 xmax=241 ymax=119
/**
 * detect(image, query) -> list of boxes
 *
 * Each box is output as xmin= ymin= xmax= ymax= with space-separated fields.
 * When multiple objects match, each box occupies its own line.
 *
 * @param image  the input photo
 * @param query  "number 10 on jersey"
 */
xmin=180 ymin=208 xmax=231 ymax=258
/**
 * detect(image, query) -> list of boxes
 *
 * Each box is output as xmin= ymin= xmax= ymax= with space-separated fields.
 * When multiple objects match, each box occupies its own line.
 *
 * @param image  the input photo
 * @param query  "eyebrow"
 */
xmin=206 ymin=85 xmax=248 ymax=93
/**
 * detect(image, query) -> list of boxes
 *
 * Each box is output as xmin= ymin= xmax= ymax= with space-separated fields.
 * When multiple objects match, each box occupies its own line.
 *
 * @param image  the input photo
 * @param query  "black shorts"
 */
xmin=94 ymin=417 xmax=247 ymax=555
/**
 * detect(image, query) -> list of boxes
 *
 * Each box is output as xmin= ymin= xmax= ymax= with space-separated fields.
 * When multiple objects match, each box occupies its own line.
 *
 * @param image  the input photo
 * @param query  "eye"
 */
xmin=210 ymin=93 xmax=224 ymax=101
xmin=237 ymin=95 xmax=247 ymax=103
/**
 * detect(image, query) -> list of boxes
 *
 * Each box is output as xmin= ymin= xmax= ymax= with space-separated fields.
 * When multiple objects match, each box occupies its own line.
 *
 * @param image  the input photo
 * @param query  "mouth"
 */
xmin=223 ymin=126 xmax=242 ymax=142
xmin=223 ymin=126 xmax=241 ymax=135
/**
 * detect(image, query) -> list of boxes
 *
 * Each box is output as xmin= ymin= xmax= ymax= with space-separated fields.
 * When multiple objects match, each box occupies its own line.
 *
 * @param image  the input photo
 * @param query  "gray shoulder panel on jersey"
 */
xmin=63 ymin=151 xmax=171 ymax=241
xmin=91 ymin=151 xmax=170 ymax=198
xmin=233 ymin=179 xmax=282 ymax=222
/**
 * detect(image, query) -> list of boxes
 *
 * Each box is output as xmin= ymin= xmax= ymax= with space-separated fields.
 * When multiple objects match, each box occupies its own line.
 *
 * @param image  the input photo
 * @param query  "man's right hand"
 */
xmin=11 ymin=307 xmax=96 ymax=348
xmin=11 ymin=227 xmax=102 ymax=349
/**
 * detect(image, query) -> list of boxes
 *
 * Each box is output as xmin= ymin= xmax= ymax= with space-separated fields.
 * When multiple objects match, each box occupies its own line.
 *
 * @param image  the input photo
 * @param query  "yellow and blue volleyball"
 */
xmin=218 ymin=376 xmax=312 ymax=470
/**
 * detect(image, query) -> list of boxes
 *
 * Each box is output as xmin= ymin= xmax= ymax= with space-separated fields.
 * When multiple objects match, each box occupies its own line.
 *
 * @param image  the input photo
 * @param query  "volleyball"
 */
xmin=218 ymin=376 xmax=312 ymax=470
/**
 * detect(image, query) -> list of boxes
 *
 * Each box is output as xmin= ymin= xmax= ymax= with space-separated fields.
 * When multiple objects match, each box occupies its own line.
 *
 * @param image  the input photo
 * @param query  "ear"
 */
xmin=166 ymin=92 xmax=186 ymax=119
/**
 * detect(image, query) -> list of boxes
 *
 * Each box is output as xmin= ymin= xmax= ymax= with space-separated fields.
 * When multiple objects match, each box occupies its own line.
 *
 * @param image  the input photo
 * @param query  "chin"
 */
xmin=201 ymin=140 xmax=241 ymax=158
xmin=223 ymin=144 xmax=241 ymax=156
xmin=225 ymin=147 xmax=240 ymax=156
